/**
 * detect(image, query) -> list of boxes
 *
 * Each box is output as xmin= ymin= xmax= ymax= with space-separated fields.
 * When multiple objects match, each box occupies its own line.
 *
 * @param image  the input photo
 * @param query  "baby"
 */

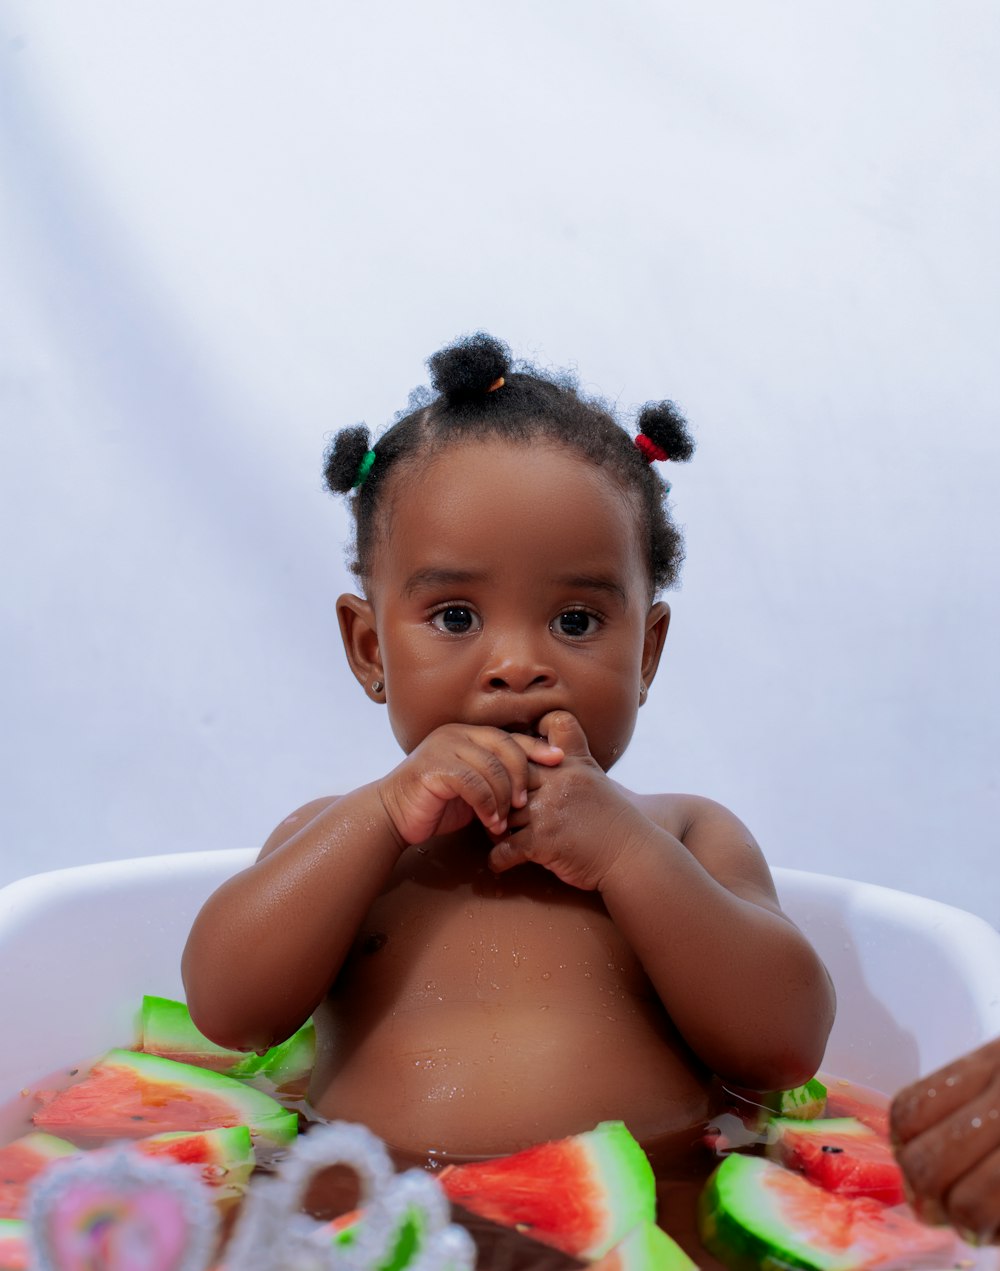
xmin=892 ymin=1037 xmax=1000 ymax=1246
xmin=182 ymin=333 xmax=835 ymax=1158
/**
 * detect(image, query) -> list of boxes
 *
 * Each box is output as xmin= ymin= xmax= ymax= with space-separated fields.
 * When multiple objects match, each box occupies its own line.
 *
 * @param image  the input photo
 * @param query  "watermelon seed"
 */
xmin=821 ymin=1145 xmax=844 ymax=1153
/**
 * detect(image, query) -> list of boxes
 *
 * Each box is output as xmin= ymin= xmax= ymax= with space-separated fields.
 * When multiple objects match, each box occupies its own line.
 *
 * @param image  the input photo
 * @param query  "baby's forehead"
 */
xmin=370 ymin=442 xmax=653 ymax=595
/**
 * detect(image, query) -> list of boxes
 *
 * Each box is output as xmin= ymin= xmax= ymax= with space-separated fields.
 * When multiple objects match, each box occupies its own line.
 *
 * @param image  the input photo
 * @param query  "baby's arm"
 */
xmin=891 ymin=1038 xmax=1000 ymax=1245
xmin=489 ymin=712 xmax=835 ymax=1092
xmin=181 ymin=725 xmax=561 ymax=1053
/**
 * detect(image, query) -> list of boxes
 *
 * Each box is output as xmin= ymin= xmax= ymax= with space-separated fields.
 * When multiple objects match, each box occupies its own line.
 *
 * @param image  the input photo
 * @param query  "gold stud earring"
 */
xmin=639 ymin=683 xmax=647 ymax=702
xmin=371 ymin=680 xmax=384 ymax=695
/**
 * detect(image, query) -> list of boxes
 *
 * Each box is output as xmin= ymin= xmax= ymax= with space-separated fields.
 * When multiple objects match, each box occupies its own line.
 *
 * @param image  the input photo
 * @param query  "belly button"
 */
xmin=361 ymin=932 xmax=388 ymax=955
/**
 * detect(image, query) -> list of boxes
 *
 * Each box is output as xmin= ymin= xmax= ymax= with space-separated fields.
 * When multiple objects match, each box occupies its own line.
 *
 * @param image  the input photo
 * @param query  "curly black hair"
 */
xmin=324 ymin=332 xmax=694 ymax=595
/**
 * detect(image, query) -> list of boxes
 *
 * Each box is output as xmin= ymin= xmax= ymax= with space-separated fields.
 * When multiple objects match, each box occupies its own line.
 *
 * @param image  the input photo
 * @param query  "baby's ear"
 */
xmin=641 ymin=601 xmax=671 ymax=696
xmin=337 ymin=594 xmax=383 ymax=696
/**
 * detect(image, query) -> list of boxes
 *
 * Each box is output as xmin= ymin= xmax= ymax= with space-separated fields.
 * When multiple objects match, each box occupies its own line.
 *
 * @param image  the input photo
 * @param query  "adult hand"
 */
xmin=892 ymin=1036 xmax=1000 ymax=1244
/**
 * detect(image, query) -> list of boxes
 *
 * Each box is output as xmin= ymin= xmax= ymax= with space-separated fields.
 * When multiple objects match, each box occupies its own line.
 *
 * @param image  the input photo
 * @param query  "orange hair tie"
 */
xmin=486 ymin=376 xmax=505 ymax=392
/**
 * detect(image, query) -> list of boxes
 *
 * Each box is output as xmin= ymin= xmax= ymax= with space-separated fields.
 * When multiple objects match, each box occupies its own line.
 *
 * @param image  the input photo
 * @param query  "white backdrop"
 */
xmin=2 ymin=2 xmax=998 ymax=925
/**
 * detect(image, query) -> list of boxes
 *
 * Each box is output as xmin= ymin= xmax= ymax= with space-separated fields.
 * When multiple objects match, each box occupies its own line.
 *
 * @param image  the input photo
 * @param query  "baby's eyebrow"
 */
xmin=554 ymin=574 xmax=629 ymax=608
xmin=402 ymin=567 xmax=485 ymax=597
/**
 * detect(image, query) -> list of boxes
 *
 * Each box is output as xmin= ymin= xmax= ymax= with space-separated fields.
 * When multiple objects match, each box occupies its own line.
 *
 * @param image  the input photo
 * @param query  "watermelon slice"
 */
xmin=0 ymin=1219 xmax=27 ymax=1271
xmin=588 ymin=1220 xmax=697 ymax=1269
xmin=136 ymin=1126 xmax=256 ymax=1198
xmin=823 ymin=1087 xmax=891 ymax=1139
xmin=699 ymin=1154 xmax=957 ymax=1270
xmin=140 ymin=995 xmax=315 ymax=1088
xmin=768 ymin=1117 xmax=904 ymax=1205
xmin=0 ymin=1133 xmax=77 ymax=1219
xmin=438 ymin=1121 xmax=655 ymax=1261
xmin=763 ymin=1077 xmax=829 ymax=1121
xmin=33 ymin=1050 xmax=298 ymax=1152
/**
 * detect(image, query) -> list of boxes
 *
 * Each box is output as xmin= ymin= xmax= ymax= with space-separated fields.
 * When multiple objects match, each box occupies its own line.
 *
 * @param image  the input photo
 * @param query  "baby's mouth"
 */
xmin=500 ymin=721 xmax=542 ymax=739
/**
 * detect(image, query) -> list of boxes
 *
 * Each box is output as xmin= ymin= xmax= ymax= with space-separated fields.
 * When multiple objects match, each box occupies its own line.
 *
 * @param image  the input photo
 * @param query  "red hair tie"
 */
xmin=634 ymin=433 xmax=670 ymax=464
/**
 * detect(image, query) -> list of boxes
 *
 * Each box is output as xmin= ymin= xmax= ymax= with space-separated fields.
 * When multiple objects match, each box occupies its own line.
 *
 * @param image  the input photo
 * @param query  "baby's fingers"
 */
xmin=488 ymin=834 xmax=533 ymax=875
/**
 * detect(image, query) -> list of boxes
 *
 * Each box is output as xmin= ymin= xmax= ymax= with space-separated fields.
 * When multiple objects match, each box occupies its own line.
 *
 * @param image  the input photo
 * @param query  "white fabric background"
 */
xmin=1 ymin=2 xmax=997 ymax=924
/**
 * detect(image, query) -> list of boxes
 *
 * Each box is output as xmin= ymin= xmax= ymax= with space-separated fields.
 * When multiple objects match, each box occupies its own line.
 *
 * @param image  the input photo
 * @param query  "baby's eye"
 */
xmin=431 ymin=606 xmax=481 ymax=634
xmin=553 ymin=610 xmax=600 ymax=638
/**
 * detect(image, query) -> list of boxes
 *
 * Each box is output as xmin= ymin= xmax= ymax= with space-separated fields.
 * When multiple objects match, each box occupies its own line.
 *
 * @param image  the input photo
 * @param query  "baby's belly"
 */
xmin=308 ymin=996 xmax=717 ymax=1157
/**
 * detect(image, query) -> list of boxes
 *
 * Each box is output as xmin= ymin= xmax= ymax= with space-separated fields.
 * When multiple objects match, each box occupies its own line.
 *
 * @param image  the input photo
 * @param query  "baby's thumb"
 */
xmin=539 ymin=711 xmax=590 ymax=758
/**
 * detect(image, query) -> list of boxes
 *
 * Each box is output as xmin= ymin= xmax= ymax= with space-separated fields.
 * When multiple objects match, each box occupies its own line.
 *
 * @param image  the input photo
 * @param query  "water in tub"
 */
xmin=0 ymin=1032 xmax=989 ymax=1270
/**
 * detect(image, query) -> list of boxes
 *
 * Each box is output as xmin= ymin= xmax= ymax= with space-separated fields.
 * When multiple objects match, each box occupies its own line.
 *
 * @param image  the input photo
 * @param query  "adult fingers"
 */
xmin=892 ymin=1047 xmax=999 ymax=1145
xmin=943 ymin=1145 xmax=1000 ymax=1245
xmin=895 ymin=1083 xmax=1000 ymax=1224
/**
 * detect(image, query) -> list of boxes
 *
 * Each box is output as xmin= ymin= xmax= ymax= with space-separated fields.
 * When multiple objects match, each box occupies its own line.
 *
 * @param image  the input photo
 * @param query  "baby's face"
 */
xmin=362 ymin=439 xmax=667 ymax=771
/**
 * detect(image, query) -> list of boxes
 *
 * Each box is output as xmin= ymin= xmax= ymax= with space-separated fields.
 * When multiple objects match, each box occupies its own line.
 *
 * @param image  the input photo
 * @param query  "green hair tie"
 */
xmin=353 ymin=448 xmax=377 ymax=488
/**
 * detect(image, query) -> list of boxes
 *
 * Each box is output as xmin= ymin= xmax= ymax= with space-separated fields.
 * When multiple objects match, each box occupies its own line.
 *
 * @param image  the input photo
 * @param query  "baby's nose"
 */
xmin=480 ymin=641 xmax=557 ymax=693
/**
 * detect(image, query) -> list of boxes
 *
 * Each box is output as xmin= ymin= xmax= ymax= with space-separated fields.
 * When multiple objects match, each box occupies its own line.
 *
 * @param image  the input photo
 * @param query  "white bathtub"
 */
xmin=1 ymin=854 xmax=999 ymax=1261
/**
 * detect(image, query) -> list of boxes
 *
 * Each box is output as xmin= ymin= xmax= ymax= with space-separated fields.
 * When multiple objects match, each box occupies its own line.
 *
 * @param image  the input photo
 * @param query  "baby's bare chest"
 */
xmin=335 ymin=845 xmax=651 ymax=1010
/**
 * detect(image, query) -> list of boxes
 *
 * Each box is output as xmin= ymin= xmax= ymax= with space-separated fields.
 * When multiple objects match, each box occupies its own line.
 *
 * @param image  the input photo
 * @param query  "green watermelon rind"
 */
xmin=141 ymin=1124 xmax=256 ymax=1165
xmin=0 ymin=1132 xmax=78 ymax=1163
xmin=697 ymin=1154 xmax=946 ymax=1271
xmin=581 ymin=1122 xmax=657 ymax=1258
xmin=439 ymin=1120 xmax=655 ymax=1261
xmin=141 ymin=995 xmax=315 ymax=1085
xmin=768 ymin=1116 xmax=876 ymax=1145
xmin=36 ymin=1050 xmax=298 ymax=1149
xmin=699 ymin=1155 xmax=850 ymax=1271
xmin=595 ymin=1219 xmax=698 ymax=1269
xmin=776 ymin=1078 xmax=829 ymax=1120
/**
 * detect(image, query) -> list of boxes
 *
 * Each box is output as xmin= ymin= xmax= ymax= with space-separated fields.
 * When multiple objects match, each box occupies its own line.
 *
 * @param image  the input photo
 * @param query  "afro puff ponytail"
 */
xmin=427 ymin=332 xmax=511 ymax=403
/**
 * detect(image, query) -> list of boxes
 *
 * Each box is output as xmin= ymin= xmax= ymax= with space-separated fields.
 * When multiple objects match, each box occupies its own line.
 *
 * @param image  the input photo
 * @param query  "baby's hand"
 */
xmin=377 ymin=723 xmax=564 ymax=848
xmin=487 ymin=711 xmax=648 ymax=890
xmin=891 ymin=1036 xmax=1000 ymax=1244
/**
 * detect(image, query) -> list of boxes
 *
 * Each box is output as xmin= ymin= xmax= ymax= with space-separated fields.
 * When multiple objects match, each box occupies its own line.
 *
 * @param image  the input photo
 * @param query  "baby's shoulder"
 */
xmin=258 ymin=796 xmax=341 ymax=860
xmin=624 ymin=789 xmax=779 ymax=906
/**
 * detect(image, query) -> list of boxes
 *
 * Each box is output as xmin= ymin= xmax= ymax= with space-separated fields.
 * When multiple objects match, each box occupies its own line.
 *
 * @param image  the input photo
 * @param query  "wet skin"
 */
xmin=892 ymin=1037 xmax=1000 ymax=1245
xmin=182 ymin=439 xmax=834 ymax=1157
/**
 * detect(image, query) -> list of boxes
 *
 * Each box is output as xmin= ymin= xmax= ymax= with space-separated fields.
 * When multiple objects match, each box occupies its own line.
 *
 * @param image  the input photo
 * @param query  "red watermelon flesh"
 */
xmin=0 ymin=1219 xmax=27 ymax=1271
xmin=438 ymin=1120 xmax=655 ymax=1261
xmin=135 ymin=1126 xmax=256 ymax=1194
xmin=768 ymin=1117 xmax=905 ymax=1205
xmin=700 ymin=1154 xmax=956 ymax=1270
xmin=0 ymin=1134 xmax=77 ymax=1219
xmin=32 ymin=1050 xmax=297 ymax=1152
xmin=824 ymin=1087 xmax=890 ymax=1139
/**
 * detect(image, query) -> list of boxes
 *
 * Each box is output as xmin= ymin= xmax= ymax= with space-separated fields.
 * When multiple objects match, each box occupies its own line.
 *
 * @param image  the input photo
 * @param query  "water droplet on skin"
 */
xmin=512 ymin=952 xmax=520 ymax=968
xmin=926 ymin=1088 xmax=937 ymax=1098
xmin=945 ymin=1075 xmax=960 ymax=1087
xmin=584 ymin=971 xmax=592 ymax=978
xmin=539 ymin=1004 xmax=549 ymax=1011
xmin=541 ymin=972 xmax=551 ymax=981
xmin=989 ymin=1109 xmax=999 ymax=1121
xmin=424 ymin=981 xmax=436 ymax=991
